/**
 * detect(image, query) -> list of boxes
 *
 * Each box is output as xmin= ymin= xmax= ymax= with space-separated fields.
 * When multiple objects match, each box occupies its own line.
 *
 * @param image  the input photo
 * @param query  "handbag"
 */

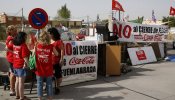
xmin=29 ymin=44 xmax=37 ymax=70
xmin=29 ymin=52 xmax=36 ymax=70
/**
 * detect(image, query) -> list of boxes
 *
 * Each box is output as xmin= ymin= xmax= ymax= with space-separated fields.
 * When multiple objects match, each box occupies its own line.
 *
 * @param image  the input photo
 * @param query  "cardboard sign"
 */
xmin=61 ymin=41 xmax=98 ymax=86
xmin=127 ymin=47 xmax=157 ymax=65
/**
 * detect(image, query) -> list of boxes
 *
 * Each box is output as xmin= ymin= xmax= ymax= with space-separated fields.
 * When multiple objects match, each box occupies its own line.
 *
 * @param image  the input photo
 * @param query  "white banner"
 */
xmin=113 ymin=21 xmax=169 ymax=42
xmin=61 ymin=41 xmax=98 ymax=86
xmin=127 ymin=46 xmax=157 ymax=65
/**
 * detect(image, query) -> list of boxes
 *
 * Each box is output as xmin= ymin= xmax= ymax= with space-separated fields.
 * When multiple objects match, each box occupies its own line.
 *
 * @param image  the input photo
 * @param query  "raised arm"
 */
xmin=53 ymin=47 xmax=59 ymax=56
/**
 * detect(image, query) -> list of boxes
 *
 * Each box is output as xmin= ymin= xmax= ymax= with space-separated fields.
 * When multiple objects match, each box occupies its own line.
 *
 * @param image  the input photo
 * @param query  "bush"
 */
xmin=0 ymin=32 xmax=7 ymax=40
xmin=0 ymin=25 xmax=6 ymax=40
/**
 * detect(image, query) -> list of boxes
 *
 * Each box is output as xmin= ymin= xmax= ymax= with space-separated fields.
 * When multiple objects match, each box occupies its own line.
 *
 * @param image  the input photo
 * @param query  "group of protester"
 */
xmin=5 ymin=25 xmax=64 ymax=100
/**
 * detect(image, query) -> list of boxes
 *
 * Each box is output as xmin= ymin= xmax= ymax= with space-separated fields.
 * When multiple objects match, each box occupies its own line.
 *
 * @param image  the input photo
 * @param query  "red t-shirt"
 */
xmin=13 ymin=43 xmax=30 ymax=69
xmin=28 ymin=34 xmax=37 ymax=50
xmin=35 ymin=43 xmax=54 ymax=77
xmin=52 ymin=40 xmax=63 ymax=65
xmin=6 ymin=36 xmax=14 ymax=63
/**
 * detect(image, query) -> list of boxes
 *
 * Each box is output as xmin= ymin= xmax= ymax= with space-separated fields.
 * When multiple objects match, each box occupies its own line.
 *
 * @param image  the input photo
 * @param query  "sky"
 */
xmin=0 ymin=0 xmax=174 ymax=21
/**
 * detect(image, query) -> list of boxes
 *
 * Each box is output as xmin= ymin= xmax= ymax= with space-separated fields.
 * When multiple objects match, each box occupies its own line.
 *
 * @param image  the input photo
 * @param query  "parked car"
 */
xmin=76 ymin=28 xmax=88 ymax=40
xmin=61 ymin=32 xmax=76 ymax=41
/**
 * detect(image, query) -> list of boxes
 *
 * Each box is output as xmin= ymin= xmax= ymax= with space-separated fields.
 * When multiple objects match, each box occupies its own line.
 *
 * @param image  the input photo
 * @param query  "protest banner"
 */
xmin=61 ymin=41 xmax=98 ymax=86
xmin=113 ymin=21 xmax=169 ymax=42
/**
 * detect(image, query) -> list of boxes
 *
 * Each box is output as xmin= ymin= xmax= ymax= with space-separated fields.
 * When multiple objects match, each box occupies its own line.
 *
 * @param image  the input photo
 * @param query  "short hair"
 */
xmin=13 ymin=32 xmax=27 ymax=46
xmin=38 ymin=31 xmax=50 ymax=45
xmin=6 ymin=25 xmax=17 ymax=36
xmin=47 ymin=27 xmax=60 ymax=41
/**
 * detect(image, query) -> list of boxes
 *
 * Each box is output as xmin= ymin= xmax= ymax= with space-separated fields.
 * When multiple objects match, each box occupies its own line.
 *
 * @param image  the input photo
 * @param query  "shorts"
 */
xmin=53 ymin=63 xmax=62 ymax=79
xmin=8 ymin=62 xmax=14 ymax=73
xmin=14 ymin=68 xmax=26 ymax=77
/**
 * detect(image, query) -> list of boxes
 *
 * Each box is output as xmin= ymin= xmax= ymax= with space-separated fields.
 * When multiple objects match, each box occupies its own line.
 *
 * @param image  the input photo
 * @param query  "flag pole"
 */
xmin=168 ymin=15 xmax=170 ymax=28
xmin=21 ymin=8 xmax=24 ymax=31
xmin=169 ymin=0 xmax=174 ymax=27
xmin=119 ymin=11 xmax=121 ymax=21
xmin=112 ymin=10 xmax=114 ymax=20
xmin=123 ymin=12 xmax=125 ymax=21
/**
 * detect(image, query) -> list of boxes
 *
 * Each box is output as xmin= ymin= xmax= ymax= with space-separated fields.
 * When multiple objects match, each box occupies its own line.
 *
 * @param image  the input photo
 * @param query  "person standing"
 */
xmin=48 ymin=27 xmax=64 ymax=94
xmin=13 ymin=32 xmax=30 ymax=100
xmin=35 ymin=31 xmax=58 ymax=100
xmin=5 ymin=25 xmax=17 ymax=96
xmin=28 ymin=31 xmax=37 ymax=50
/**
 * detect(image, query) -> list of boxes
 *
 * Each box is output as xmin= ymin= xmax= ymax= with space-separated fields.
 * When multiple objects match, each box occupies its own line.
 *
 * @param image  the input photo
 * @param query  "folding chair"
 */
xmin=0 ymin=72 xmax=10 ymax=90
xmin=0 ymin=54 xmax=10 ymax=90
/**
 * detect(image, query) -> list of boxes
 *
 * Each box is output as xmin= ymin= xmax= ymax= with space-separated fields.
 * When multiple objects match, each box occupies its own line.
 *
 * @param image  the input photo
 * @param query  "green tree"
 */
xmin=57 ymin=4 xmax=71 ymax=20
xmin=162 ymin=16 xmax=175 ymax=27
xmin=101 ymin=19 xmax=108 ymax=23
xmin=129 ymin=16 xmax=144 ymax=24
xmin=0 ymin=24 xmax=6 ymax=40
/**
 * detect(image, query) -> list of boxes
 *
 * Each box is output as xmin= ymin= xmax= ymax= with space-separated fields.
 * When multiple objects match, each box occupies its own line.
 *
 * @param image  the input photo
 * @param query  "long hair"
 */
xmin=6 ymin=25 xmax=17 ymax=36
xmin=13 ymin=32 xmax=27 ymax=46
xmin=48 ymin=27 xmax=60 ymax=41
xmin=38 ymin=31 xmax=50 ymax=45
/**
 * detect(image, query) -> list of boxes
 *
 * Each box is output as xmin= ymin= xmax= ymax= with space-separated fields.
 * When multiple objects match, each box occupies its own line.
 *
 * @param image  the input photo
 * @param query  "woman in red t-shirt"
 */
xmin=35 ymin=31 xmax=58 ymax=100
xmin=48 ymin=27 xmax=64 ymax=95
xmin=28 ymin=32 xmax=37 ymax=50
xmin=13 ymin=32 xmax=30 ymax=100
xmin=5 ymin=25 xmax=17 ymax=96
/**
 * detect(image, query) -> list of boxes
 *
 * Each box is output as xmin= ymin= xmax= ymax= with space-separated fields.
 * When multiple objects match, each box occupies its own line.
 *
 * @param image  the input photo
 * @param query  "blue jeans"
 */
xmin=14 ymin=68 xmax=26 ymax=77
xmin=36 ymin=76 xmax=53 ymax=97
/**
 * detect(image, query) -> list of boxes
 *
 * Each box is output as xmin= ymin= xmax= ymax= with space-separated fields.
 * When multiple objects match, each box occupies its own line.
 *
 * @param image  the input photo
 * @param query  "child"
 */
xmin=5 ymin=25 xmax=17 ymax=96
xmin=35 ymin=31 xmax=58 ymax=100
xmin=48 ymin=27 xmax=64 ymax=94
xmin=13 ymin=32 xmax=30 ymax=100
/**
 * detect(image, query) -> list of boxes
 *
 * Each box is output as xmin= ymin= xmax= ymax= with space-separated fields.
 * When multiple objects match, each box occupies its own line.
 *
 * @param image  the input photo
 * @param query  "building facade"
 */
xmin=0 ymin=12 xmax=24 ymax=27
xmin=0 ymin=12 xmax=83 ymax=36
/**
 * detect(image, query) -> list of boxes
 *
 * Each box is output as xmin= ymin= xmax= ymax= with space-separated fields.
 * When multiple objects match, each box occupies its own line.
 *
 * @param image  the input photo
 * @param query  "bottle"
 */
xmin=101 ymin=34 xmax=104 ymax=43
xmin=97 ymin=34 xmax=101 ymax=43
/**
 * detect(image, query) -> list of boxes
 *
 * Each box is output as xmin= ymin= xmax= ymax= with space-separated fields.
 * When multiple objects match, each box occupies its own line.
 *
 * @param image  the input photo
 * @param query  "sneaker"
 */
xmin=20 ymin=96 xmax=31 ymax=100
xmin=43 ymin=83 xmax=46 ymax=91
xmin=16 ymin=96 xmax=20 ymax=99
xmin=9 ymin=91 xmax=16 ymax=96
xmin=54 ymin=88 xmax=60 ymax=95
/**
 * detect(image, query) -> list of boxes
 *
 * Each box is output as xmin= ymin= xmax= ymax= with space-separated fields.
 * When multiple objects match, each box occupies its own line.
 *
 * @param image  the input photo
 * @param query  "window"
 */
xmin=17 ymin=17 xmax=21 ymax=21
xmin=8 ymin=17 xmax=13 ymax=21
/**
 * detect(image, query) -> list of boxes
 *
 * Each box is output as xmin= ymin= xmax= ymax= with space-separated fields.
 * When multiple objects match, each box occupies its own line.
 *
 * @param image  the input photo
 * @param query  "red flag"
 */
xmin=170 ymin=6 xmax=175 ymax=15
xmin=171 ymin=0 xmax=175 ymax=4
xmin=112 ymin=0 xmax=125 ymax=12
